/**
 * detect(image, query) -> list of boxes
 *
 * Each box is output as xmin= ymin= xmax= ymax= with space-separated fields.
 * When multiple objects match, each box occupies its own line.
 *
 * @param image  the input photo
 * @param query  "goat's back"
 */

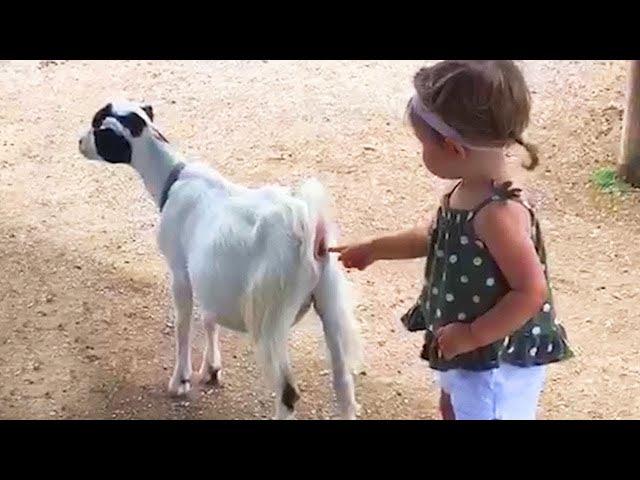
xmin=159 ymin=169 xmax=322 ymax=334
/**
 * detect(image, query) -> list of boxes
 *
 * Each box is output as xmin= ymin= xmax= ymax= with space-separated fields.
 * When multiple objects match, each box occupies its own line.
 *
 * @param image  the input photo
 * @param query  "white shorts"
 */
xmin=437 ymin=363 xmax=547 ymax=420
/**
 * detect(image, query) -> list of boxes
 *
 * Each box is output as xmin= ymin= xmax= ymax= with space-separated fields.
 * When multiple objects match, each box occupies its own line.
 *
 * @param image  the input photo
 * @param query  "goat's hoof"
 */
xmin=198 ymin=364 xmax=223 ymax=388
xmin=337 ymin=403 xmax=359 ymax=420
xmin=337 ymin=410 xmax=357 ymax=420
xmin=168 ymin=376 xmax=192 ymax=396
xmin=273 ymin=410 xmax=296 ymax=420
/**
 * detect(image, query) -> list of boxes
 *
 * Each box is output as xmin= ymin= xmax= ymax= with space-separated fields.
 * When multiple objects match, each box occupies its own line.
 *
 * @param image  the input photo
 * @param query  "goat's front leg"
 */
xmin=198 ymin=313 xmax=222 ymax=387
xmin=168 ymin=272 xmax=194 ymax=396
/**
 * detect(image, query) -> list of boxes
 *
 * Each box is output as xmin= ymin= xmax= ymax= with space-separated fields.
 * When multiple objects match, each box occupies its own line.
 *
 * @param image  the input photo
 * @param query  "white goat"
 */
xmin=78 ymin=101 xmax=361 ymax=419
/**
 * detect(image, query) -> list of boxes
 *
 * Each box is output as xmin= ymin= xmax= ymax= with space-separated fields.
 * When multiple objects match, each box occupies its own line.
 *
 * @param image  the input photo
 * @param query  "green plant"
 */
xmin=591 ymin=168 xmax=629 ymax=194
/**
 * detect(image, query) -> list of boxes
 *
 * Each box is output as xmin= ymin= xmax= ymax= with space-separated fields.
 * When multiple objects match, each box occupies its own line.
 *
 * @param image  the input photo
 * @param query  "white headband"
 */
xmin=410 ymin=95 xmax=505 ymax=152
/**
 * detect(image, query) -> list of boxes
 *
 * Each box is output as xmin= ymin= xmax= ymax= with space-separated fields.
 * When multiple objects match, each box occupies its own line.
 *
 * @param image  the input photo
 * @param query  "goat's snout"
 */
xmin=78 ymin=131 xmax=98 ymax=160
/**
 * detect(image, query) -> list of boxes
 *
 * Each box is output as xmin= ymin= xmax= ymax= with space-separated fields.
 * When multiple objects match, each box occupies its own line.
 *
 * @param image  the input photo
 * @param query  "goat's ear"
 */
xmin=141 ymin=104 xmax=154 ymax=122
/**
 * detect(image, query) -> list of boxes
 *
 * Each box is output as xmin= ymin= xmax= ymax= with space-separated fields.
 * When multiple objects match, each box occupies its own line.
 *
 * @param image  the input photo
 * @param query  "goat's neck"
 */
xmin=131 ymin=136 xmax=184 ymax=207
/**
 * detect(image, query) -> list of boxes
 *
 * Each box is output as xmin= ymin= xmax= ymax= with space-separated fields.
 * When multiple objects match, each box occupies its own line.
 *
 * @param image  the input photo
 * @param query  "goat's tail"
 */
xmin=296 ymin=177 xmax=331 ymax=222
xmin=297 ymin=178 xmax=362 ymax=373
xmin=296 ymin=177 xmax=339 ymax=262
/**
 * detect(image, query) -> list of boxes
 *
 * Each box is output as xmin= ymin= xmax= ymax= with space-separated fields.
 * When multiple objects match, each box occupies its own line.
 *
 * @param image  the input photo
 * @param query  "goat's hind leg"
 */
xmin=313 ymin=258 xmax=360 ymax=420
xmin=168 ymin=269 xmax=194 ymax=396
xmin=198 ymin=313 xmax=222 ymax=387
xmin=254 ymin=308 xmax=300 ymax=420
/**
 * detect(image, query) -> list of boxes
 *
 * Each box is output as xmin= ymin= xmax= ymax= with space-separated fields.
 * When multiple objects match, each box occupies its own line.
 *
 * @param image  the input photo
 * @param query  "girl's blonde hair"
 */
xmin=409 ymin=60 xmax=539 ymax=170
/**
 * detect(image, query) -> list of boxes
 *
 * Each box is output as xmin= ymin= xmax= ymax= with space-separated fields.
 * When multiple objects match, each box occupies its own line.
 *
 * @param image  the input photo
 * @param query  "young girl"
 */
xmin=330 ymin=60 xmax=573 ymax=420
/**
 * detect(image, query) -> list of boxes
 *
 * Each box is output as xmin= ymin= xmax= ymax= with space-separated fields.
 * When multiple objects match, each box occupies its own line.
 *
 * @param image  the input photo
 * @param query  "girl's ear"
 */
xmin=443 ymin=137 xmax=466 ymax=159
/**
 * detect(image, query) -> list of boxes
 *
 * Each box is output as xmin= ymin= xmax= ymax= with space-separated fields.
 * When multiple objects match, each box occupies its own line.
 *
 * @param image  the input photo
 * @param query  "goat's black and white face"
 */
xmin=79 ymin=101 xmax=157 ymax=164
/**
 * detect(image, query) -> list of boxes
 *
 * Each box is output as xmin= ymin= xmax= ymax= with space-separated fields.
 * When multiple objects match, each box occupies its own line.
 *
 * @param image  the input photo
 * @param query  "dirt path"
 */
xmin=1 ymin=60 xmax=638 ymax=419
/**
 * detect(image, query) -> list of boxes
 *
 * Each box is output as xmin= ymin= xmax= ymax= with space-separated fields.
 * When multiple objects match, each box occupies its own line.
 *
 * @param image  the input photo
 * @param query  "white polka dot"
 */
xmin=445 ymin=293 xmax=454 ymax=302
xmin=531 ymin=326 xmax=541 ymax=335
xmin=473 ymin=257 xmax=483 ymax=266
xmin=472 ymin=295 xmax=480 ymax=304
xmin=475 ymin=240 xmax=485 ymax=249
xmin=491 ymin=195 xmax=501 ymax=201
xmin=432 ymin=287 xmax=439 ymax=295
xmin=449 ymin=254 xmax=458 ymax=264
xmin=529 ymin=347 xmax=538 ymax=356
xmin=507 ymin=346 xmax=515 ymax=353
xmin=442 ymin=271 xmax=447 ymax=281
xmin=436 ymin=249 xmax=444 ymax=258
xmin=445 ymin=232 xmax=450 ymax=240
xmin=425 ymin=301 xmax=430 ymax=310
xmin=486 ymin=277 xmax=495 ymax=287
xmin=460 ymin=235 xmax=469 ymax=245
xmin=547 ymin=343 xmax=554 ymax=353
xmin=457 ymin=312 xmax=467 ymax=321
xmin=456 ymin=214 xmax=461 ymax=223
xmin=447 ymin=212 xmax=451 ymax=220
xmin=436 ymin=309 xmax=441 ymax=318
xmin=460 ymin=275 xmax=469 ymax=284
xmin=467 ymin=212 xmax=474 ymax=221
xmin=542 ymin=303 xmax=551 ymax=313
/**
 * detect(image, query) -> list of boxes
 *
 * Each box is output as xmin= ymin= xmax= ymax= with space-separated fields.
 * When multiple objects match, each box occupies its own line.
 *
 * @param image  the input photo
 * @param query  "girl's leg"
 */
xmin=439 ymin=390 xmax=455 ymax=420
xmin=445 ymin=369 xmax=496 ymax=420
xmin=495 ymin=364 xmax=547 ymax=420
xmin=445 ymin=365 xmax=547 ymax=420
xmin=436 ymin=371 xmax=455 ymax=420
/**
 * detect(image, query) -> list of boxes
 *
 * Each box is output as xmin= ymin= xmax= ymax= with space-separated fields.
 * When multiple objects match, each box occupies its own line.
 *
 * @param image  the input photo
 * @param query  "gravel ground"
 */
xmin=0 ymin=60 xmax=638 ymax=419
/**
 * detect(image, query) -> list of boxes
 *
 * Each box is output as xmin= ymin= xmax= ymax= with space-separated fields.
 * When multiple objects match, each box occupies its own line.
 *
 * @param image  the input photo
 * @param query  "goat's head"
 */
xmin=79 ymin=101 xmax=167 ymax=164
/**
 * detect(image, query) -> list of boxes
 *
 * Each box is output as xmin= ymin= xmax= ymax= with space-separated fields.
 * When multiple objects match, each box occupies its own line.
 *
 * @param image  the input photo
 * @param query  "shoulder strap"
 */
xmin=471 ymin=180 xmax=524 ymax=214
xmin=472 ymin=180 xmax=544 ymax=245
xmin=441 ymin=181 xmax=462 ymax=209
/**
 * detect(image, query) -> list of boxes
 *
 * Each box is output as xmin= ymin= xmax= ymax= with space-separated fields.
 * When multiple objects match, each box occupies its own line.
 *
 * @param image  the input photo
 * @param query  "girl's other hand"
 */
xmin=436 ymin=323 xmax=478 ymax=360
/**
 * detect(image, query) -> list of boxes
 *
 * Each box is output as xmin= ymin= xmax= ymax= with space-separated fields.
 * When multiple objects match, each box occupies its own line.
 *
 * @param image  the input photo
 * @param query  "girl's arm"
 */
xmin=436 ymin=201 xmax=548 ymax=359
xmin=469 ymin=201 xmax=548 ymax=345
xmin=370 ymin=219 xmax=433 ymax=260
xmin=329 ymin=215 xmax=434 ymax=270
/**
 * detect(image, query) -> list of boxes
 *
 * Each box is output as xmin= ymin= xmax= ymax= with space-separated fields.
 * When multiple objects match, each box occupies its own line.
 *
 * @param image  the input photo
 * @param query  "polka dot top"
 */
xmin=401 ymin=181 xmax=573 ymax=371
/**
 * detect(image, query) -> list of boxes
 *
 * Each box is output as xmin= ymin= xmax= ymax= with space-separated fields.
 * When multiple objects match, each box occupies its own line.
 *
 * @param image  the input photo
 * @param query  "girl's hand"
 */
xmin=435 ymin=323 xmax=478 ymax=360
xmin=328 ymin=241 xmax=376 ymax=270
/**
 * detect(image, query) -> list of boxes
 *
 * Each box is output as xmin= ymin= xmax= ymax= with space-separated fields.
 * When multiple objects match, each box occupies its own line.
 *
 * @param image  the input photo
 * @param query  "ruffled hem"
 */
xmin=420 ymin=324 xmax=574 ymax=371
